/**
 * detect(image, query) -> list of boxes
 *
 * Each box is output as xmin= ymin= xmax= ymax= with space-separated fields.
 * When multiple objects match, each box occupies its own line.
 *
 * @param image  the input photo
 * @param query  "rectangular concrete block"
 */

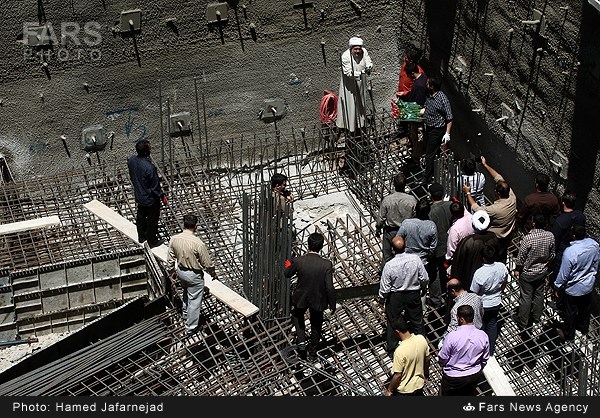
xmin=39 ymin=269 xmax=66 ymax=290
xmin=94 ymin=277 xmax=122 ymax=303
xmin=68 ymin=286 xmax=95 ymax=308
xmin=42 ymin=290 xmax=69 ymax=313
xmin=66 ymin=263 xmax=93 ymax=285
xmin=93 ymin=259 xmax=120 ymax=280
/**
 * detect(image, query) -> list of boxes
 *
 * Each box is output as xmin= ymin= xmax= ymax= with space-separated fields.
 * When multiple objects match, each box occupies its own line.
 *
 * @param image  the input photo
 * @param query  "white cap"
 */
xmin=472 ymin=210 xmax=491 ymax=231
xmin=349 ymin=36 xmax=364 ymax=47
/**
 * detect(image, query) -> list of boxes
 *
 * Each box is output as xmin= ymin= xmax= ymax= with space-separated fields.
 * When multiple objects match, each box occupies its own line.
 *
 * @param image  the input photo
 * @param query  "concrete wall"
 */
xmin=0 ymin=0 xmax=598 ymax=236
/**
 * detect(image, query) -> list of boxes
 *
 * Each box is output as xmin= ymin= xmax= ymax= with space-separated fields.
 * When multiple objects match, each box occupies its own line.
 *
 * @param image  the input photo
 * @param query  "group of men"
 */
xmin=335 ymin=37 xmax=453 ymax=185
xmin=122 ymin=37 xmax=598 ymax=397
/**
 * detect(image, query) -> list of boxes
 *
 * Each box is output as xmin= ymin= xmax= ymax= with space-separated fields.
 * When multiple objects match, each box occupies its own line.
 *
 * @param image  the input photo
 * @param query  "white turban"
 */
xmin=472 ymin=210 xmax=491 ymax=232
xmin=349 ymin=36 xmax=364 ymax=47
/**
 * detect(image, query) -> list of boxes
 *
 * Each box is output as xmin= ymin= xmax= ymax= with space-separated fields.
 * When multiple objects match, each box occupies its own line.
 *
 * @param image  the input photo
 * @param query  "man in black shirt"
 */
xmin=127 ymin=140 xmax=166 ymax=248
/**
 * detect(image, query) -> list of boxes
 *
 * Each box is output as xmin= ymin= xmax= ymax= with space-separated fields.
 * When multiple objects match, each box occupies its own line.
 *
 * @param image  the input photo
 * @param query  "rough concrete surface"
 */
xmin=0 ymin=0 xmax=598 ymax=236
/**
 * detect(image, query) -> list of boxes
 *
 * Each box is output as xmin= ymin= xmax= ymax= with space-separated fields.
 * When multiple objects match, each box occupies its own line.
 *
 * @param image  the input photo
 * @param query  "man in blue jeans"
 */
xmin=167 ymin=214 xmax=218 ymax=335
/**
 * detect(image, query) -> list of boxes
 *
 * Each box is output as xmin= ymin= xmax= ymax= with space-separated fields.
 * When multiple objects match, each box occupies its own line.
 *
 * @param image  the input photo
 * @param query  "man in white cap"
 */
xmin=449 ymin=209 xmax=499 ymax=291
xmin=336 ymin=36 xmax=373 ymax=176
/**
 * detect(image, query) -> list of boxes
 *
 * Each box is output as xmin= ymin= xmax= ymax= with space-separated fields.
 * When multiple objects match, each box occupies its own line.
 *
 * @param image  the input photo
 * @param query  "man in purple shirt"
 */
xmin=438 ymin=304 xmax=490 ymax=395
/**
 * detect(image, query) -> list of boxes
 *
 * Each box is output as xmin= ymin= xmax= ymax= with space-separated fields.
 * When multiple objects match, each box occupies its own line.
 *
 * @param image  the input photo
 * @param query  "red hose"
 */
xmin=319 ymin=90 xmax=338 ymax=123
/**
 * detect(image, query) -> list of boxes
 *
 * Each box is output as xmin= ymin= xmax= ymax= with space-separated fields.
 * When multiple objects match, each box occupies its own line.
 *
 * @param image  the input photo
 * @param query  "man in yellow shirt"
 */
xmin=384 ymin=314 xmax=431 ymax=396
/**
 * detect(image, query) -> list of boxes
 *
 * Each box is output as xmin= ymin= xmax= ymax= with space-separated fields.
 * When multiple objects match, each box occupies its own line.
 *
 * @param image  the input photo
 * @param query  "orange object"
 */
xmin=284 ymin=259 xmax=292 ymax=268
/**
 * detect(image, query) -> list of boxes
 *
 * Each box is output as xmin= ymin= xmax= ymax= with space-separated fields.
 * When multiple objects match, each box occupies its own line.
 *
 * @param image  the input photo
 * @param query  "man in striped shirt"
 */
xmin=167 ymin=213 xmax=218 ymax=335
xmin=514 ymin=213 xmax=555 ymax=331
xmin=421 ymin=76 xmax=453 ymax=185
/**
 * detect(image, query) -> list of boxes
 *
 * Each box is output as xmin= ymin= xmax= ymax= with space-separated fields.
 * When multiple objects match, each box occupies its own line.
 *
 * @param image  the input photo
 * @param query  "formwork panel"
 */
xmin=41 ymin=289 xmax=69 ymax=312
xmin=39 ymin=269 xmax=66 ymax=290
xmin=68 ymin=285 xmax=95 ymax=308
xmin=11 ymin=275 xmax=39 ymax=295
xmin=119 ymin=255 xmax=146 ymax=274
xmin=93 ymin=259 xmax=120 ymax=280
xmin=93 ymin=277 xmax=122 ymax=303
xmin=66 ymin=263 xmax=94 ymax=285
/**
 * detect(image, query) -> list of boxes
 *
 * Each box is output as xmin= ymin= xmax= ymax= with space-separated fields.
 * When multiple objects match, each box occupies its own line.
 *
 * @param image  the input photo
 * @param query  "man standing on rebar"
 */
xmin=383 ymin=314 xmax=430 ymax=396
xmin=378 ymin=236 xmax=428 ymax=358
xmin=167 ymin=213 xmax=218 ymax=335
xmin=438 ymin=304 xmax=489 ymax=396
xmin=463 ymin=156 xmax=517 ymax=262
xmin=554 ymin=225 xmax=600 ymax=341
xmin=428 ymin=183 xmax=453 ymax=300
xmin=336 ymin=36 xmax=373 ymax=176
xmin=284 ymin=232 xmax=336 ymax=362
xmin=516 ymin=172 xmax=560 ymax=234
xmin=127 ymin=139 xmax=167 ymax=248
xmin=271 ymin=173 xmax=293 ymax=213
xmin=421 ymin=76 xmax=452 ymax=186
xmin=375 ymin=173 xmax=417 ymax=275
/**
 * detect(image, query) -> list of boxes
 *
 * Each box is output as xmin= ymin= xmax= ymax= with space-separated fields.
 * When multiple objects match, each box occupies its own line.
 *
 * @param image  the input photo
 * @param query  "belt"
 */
xmin=383 ymin=225 xmax=399 ymax=232
xmin=179 ymin=266 xmax=203 ymax=274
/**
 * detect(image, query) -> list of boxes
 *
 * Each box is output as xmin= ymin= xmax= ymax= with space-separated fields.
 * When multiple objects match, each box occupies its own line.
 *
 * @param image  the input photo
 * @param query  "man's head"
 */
xmin=349 ymin=36 xmax=364 ymax=56
xmin=447 ymin=278 xmax=464 ymax=298
xmin=183 ymin=213 xmax=198 ymax=230
xmin=135 ymin=140 xmax=151 ymax=157
xmin=535 ymin=173 xmax=550 ymax=192
xmin=457 ymin=304 xmax=475 ymax=325
xmin=571 ymin=224 xmax=586 ymax=241
xmin=429 ymin=182 xmax=444 ymax=201
xmin=532 ymin=212 xmax=548 ymax=230
xmin=404 ymin=62 xmax=420 ymax=80
xmin=561 ymin=190 xmax=577 ymax=210
xmin=392 ymin=235 xmax=405 ymax=254
xmin=271 ymin=173 xmax=288 ymax=191
xmin=391 ymin=314 xmax=410 ymax=335
xmin=393 ymin=173 xmax=407 ymax=192
xmin=494 ymin=180 xmax=511 ymax=199
xmin=308 ymin=232 xmax=325 ymax=252
xmin=450 ymin=201 xmax=464 ymax=219
xmin=416 ymin=198 xmax=431 ymax=220
xmin=481 ymin=243 xmax=497 ymax=264
xmin=461 ymin=158 xmax=477 ymax=176
xmin=472 ymin=210 xmax=491 ymax=232
xmin=426 ymin=76 xmax=441 ymax=94
xmin=404 ymin=43 xmax=422 ymax=64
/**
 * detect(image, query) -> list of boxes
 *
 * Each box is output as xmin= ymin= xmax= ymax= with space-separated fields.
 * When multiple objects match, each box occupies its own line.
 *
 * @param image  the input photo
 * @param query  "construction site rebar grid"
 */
xmin=1 ymin=117 xmax=598 ymax=396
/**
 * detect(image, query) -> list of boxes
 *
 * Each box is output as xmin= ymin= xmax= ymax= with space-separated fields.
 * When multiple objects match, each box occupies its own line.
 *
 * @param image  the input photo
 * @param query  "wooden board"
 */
xmin=83 ymin=199 xmax=259 ymax=317
xmin=483 ymin=356 xmax=516 ymax=396
xmin=0 ymin=215 xmax=61 ymax=235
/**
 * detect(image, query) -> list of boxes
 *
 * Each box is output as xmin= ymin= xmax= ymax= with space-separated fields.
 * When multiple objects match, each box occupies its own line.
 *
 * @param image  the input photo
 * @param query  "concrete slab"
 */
xmin=483 ymin=356 xmax=516 ymax=396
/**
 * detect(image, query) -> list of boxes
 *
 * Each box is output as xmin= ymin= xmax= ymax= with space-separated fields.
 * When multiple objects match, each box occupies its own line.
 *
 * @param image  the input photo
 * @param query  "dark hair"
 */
xmin=495 ymin=180 xmax=510 ymax=198
xmin=271 ymin=173 xmax=288 ymax=190
xmin=135 ymin=140 xmax=151 ymax=157
xmin=461 ymin=158 xmax=477 ymax=176
xmin=405 ymin=44 xmax=422 ymax=63
xmin=447 ymin=279 xmax=463 ymax=293
xmin=535 ymin=173 xmax=550 ymax=192
xmin=561 ymin=190 xmax=576 ymax=209
xmin=393 ymin=173 xmax=407 ymax=192
xmin=457 ymin=304 xmax=475 ymax=323
xmin=405 ymin=62 xmax=419 ymax=76
xmin=450 ymin=201 xmax=464 ymax=219
xmin=416 ymin=198 xmax=431 ymax=220
xmin=532 ymin=212 xmax=548 ymax=229
xmin=572 ymin=224 xmax=586 ymax=240
xmin=390 ymin=315 xmax=410 ymax=333
xmin=482 ymin=243 xmax=496 ymax=263
xmin=430 ymin=188 xmax=444 ymax=201
xmin=183 ymin=213 xmax=198 ymax=229
xmin=307 ymin=232 xmax=325 ymax=252
xmin=427 ymin=76 xmax=442 ymax=92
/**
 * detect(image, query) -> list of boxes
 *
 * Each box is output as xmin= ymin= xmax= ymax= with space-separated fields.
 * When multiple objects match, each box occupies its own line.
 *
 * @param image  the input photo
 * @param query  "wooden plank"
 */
xmin=83 ymin=199 xmax=259 ymax=317
xmin=483 ymin=356 xmax=516 ymax=396
xmin=0 ymin=215 xmax=61 ymax=235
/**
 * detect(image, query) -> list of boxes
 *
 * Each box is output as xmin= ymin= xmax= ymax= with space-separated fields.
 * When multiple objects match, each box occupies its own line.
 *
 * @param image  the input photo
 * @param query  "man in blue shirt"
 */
xmin=554 ymin=225 xmax=600 ymax=340
xmin=127 ymin=140 xmax=166 ymax=248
